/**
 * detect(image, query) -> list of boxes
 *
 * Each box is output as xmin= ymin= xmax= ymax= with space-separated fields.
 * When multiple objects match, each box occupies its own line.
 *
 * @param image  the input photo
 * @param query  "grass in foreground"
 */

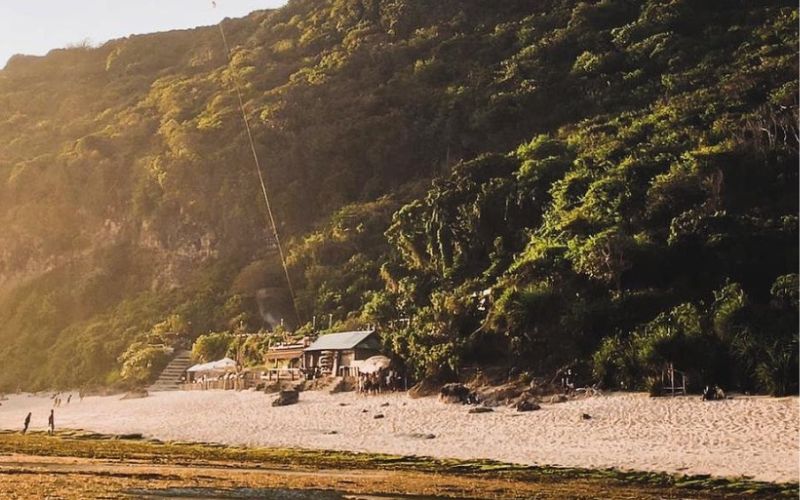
xmin=0 ymin=430 xmax=795 ymax=499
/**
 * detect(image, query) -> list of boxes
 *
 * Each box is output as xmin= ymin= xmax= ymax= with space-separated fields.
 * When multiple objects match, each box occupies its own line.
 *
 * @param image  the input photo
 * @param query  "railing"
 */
xmin=262 ymin=368 xmax=303 ymax=381
xmin=338 ymin=366 xmax=359 ymax=377
xmin=662 ymin=363 xmax=687 ymax=396
xmin=181 ymin=378 xmax=255 ymax=391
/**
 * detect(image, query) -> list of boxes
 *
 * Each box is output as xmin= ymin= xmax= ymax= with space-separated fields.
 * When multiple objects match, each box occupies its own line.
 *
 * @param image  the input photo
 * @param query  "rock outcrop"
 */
xmin=272 ymin=389 xmax=299 ymax=407
xmin=439 ymin=383 xmax=475 ymax=404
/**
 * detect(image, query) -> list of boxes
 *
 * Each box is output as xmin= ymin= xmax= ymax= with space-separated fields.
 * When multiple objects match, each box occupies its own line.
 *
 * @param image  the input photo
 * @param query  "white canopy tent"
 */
xmin=186 ymin=357 xmax=237 ymax=374
xmin=358 ymin=355 xmax=392 ymax=374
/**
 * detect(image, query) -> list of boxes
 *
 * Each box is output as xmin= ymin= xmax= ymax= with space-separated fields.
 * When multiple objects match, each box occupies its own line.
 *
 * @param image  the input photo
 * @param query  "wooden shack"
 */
xmin=303 ymin=330 xmax=382 ymax=377
xmin=262 ymin=339 xmax=309 ymax=381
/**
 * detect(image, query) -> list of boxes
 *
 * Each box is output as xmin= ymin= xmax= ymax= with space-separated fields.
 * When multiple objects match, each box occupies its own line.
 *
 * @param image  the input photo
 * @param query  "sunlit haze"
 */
xmin=0 ymin=0 xmax=287 ymax=68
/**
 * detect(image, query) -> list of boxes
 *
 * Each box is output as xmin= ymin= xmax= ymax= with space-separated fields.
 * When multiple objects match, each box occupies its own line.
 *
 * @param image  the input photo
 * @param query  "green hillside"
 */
xmin=0 ymin=0 xmax=796 ymax=394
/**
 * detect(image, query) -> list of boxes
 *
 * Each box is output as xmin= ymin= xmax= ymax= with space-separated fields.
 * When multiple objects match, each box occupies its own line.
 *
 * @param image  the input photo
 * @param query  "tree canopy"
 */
xmin=0 ymin=0 xmax=795 ymax=394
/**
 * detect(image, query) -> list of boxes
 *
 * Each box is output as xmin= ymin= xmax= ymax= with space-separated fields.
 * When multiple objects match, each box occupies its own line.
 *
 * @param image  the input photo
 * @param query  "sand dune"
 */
xmin=0 ymin=390 xmax=796 ymax=483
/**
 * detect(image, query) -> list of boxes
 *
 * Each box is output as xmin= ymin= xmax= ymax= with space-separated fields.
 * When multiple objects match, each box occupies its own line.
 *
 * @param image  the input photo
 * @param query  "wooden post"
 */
xmin=669 ymin=363 xmax=675 ymax=397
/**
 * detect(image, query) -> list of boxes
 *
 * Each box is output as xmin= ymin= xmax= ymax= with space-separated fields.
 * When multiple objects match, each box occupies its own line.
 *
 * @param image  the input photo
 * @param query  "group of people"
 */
xmin=302 ymin=366 xmax=323 ymax=380
xmin=51 ymin=392 xmax=80 ymax=407
xmin=357 ymin=369 xmax=403 ymax=394
xmin=702 ymin=384 xmax=726 ymax=401
xmin=19 ymin=391 xmax=84 ymax=435
xmin=22 ymin=409 xmax=55 ymax=435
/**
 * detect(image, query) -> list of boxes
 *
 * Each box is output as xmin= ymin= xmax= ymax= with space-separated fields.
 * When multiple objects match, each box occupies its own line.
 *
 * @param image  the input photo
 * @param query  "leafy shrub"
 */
xmin=645 ymin=376 xmax=663 ymax=397
xmin=192 ymin=332 xmax=234 ymax=363
xmin=118 ymin=343 xmax=171 ymax=387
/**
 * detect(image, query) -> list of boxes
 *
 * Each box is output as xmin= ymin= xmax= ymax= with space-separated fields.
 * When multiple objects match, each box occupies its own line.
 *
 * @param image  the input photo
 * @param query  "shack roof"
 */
xmin=304 ymin=330 xmax=379 ymax=352
xmin=265 ymin=345 xmax=305 ymax=361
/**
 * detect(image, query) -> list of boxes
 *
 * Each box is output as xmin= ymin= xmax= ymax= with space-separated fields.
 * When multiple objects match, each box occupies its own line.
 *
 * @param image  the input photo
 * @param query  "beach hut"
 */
xmin=184 ymin=357 xmax=240 ymax=390
xmin=303 ymin=330 xmax=382 ymax=377
xmin=263 ymin=339 xmax=309 ymax=380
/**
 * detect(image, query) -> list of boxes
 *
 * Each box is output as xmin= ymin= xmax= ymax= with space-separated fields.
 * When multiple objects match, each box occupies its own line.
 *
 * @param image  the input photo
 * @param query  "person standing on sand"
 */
xmin=48 ymin=409 xmax=54 ymax=435
xmin=67 ymin=394 xmax=71 ymax=404
xmin=22 ymin=412 xmax=31 ymax=434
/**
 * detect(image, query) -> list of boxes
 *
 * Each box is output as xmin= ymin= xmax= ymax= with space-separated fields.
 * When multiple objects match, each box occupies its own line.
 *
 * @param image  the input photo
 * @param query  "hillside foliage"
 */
xmin=0 ymin=0 xmax=796 ymax=394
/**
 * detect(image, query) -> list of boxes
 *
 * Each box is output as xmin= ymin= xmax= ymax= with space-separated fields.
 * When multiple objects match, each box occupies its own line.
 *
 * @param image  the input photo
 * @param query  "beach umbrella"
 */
xmin=186 ymin=363 xmax=207 ymax=373
xmin=359 ymin=355 xmax=391 ymax=374
xmin=187 ymin=358 xmax=236 ymax=374
xmin=209 ymin=357 xmax=236 ymax=373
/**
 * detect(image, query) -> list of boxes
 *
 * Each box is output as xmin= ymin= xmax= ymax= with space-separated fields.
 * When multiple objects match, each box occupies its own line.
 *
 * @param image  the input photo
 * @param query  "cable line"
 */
xmin=217 ymin=19 xmax=303 ymax=328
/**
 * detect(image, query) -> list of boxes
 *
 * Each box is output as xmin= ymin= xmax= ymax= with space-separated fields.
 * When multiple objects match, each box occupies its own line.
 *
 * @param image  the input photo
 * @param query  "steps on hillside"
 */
xmin=149 ymin=350 xmax=192 ymax=392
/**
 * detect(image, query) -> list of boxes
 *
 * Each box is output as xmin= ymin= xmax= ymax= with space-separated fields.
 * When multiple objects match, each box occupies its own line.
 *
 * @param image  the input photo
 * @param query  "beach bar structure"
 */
xmin=262 ymin=339 xmax=309 ymax=381
xmin=183 ymin=357 xmax=245 ymax=390
xmin=303 ymin=330 xmax=382 ymax=377
xmin=186 ymin=357 xmax=236 ymax=380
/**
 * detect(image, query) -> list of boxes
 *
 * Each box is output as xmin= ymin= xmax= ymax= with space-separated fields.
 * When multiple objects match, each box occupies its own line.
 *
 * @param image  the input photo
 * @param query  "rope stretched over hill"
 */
xmin=217 ymin=19 xmax=303 ymax=328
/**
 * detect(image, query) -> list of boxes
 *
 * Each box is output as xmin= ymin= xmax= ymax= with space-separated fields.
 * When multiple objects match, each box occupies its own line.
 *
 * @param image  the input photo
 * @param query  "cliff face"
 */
xmin=0 ymin=14 xmax=266 ymax=388
xmin=0 ymin=0 xmax=796 ymax=392
xmin=0 ymin=29 xmax=216 ymax=290
xmin=0 ymin=1 xmax=547 ymax=388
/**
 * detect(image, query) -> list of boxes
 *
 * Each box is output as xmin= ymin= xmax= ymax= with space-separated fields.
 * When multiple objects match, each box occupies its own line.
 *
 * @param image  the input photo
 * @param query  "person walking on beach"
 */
xmin=48 ymin=409 xmax=54 ymax=435
xmin=22 ymin=412 xmax=31 ymax=434
xmin=67 ymin=394 xmax=72 ymax=404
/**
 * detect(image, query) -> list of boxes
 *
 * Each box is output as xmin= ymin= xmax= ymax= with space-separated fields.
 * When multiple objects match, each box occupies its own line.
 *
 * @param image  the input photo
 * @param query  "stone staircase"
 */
xmin=149 ymin=350 xmax=192 ymax=392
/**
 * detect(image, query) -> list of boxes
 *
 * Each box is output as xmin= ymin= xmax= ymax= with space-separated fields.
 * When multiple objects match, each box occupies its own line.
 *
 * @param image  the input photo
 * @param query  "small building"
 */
xmin=303 ymin=330 xmax=382 ymax=377
xmin=262 ymin=339 xmax=309 ymax=381
xmin=264 ymin=342 xmax=307 ymax=368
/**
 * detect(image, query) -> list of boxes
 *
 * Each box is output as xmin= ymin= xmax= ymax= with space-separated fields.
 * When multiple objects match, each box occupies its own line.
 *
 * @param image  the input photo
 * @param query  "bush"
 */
xmin=592 ymin=334 xmax=639 ymax=390
xmin=594 ymin=302 xmax=730 ymax=392
xmin=226 ymin=334 xmax=271 ymax=367
xmin=754 ymin=337 xmax=798 ymax=397
xmin=730 ymin=275 xmax=799 ymax=396
xmin=645 ymin=376 xmax=662 ymax=397
xmin=118 ymin=343 xmax=171 ymax=387
xmin=192 ymin=332 xmax=234 ymax=363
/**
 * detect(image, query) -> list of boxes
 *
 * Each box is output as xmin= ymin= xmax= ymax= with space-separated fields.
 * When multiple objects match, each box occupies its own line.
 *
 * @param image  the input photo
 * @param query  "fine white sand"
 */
xmin=0 ymin=390 xmax=797 ymax=483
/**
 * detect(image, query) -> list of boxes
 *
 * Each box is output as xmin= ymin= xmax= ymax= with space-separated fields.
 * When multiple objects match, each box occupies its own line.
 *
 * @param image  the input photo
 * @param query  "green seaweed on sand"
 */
xmin=0 ymin=430 xmax=795 ymax=499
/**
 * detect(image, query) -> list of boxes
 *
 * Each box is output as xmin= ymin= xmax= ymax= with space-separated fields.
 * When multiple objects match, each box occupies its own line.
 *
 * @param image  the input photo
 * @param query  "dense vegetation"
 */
xmin=0 ymin=0 xmax=796 ymax=394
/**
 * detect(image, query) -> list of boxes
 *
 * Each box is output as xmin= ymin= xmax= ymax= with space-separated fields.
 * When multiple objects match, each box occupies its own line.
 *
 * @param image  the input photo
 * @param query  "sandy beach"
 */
xmin=0 ymin=390 xmax=796 ymax=483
